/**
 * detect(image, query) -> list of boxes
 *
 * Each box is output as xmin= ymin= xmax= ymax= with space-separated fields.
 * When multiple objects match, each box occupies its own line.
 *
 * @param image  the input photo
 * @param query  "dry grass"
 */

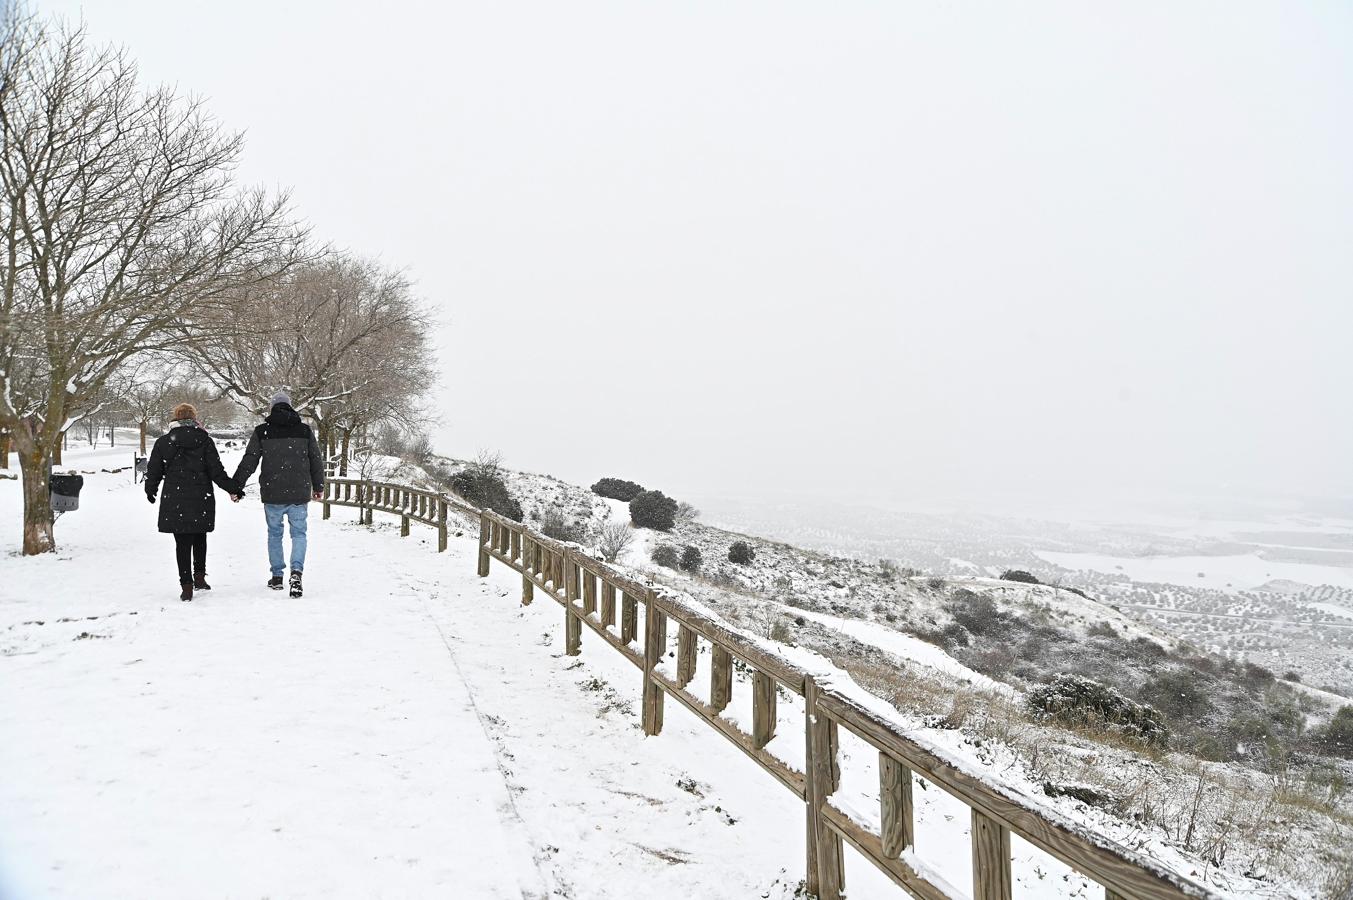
xmin=818 ymin=645 xmax=1353 ymax=895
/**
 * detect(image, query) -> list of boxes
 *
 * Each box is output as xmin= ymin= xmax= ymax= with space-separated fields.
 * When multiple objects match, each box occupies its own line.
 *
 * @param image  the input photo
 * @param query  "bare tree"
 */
xmin=0 ymin=19 xmax=301 ymax=553
xmin=675 ymin=501 xmax=700 ymax=527
xmin=185 ymin=253 xmax=433 ymax=472
xmin=598 ymin=520 xmax=635 ymax=563
xmin=468 ymin=448 xmax=504 ymax=480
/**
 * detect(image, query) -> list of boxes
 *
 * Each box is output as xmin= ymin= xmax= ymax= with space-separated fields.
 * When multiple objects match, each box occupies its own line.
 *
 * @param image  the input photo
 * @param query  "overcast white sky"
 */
xmin=43 ymin=1 xmax=1353 ymax=513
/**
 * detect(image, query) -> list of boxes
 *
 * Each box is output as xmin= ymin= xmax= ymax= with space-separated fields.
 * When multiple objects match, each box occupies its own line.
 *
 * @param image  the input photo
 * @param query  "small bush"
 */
xmin=679 ymin=545 xmax=703 ymax=573
xmin=450 ymin=471 xmax=523 ymax=521
xmin=926 ymin=577 xmax=946 ymax=592
xmin=1138 ymin=669 xmax=1212 ymax=721
xmin=877 ymin=558 xmax=898 ymax=581
xmin=1316 ymin=706 xmax=1353 ymax=758
xmin=1086 ymin=621 xmax=1117 ymax=638
xmin=1028 ymin=674 xmax=1169 ymax=747
xmin=1000 ymin=569 xmax=1041 ymax=585
xmin=592 ymin=477 xmax=645 ymax=502
xmin=949 ymin=592 xmax=1005 ymax=637
xmin=539 ymin=509 xmax=585 ymax=543
xmin=728 ymin=541 xmax=755 ymax=565
xmin=630 ymin=490 xmax=678 ymax=531
xmin=651 ymin=545 xmax=680 ymax=569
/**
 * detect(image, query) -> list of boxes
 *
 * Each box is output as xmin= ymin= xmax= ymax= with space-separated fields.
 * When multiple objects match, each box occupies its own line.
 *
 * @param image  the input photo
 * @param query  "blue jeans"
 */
xmin=265 ymin=503 xmax=308 ymax=577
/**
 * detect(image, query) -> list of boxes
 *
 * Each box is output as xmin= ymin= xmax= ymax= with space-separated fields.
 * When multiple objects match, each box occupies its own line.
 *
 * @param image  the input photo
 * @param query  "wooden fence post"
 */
xmin=804 ymin=677 xmax=844 ymax=900
xmin=564 ymin=556 xmax=581 ymax=655
xmin=621 ymin=591 xmax=637 ymax=644
xmin=710 ymin=646 xmax=732 ymax=713
xmin=753 ymin=671 xmax=777 ymax=748
xmin=601 ymin=582 xmax=616 ymax=629
xmin=323 ymin=483 xmax=331 ymax=520
xmin=437 ymin=497 xmax=448 ymax=552
xmin=972 ymin=811 xmax=1012 ymax=900
xmin=642 ymin=592 xmax=666 ymax=736
xmin=522 ymin=539 xmax=534 ymax=605
xmin=676 ymin=625 xmax=697 ymax=688
xmin=879 ymin=753 xmax=915 ymax=859
xmin=477 ymin=514 xmax=490 ymax=576
xmin=583 ymin=571 xmax=597 ymax=617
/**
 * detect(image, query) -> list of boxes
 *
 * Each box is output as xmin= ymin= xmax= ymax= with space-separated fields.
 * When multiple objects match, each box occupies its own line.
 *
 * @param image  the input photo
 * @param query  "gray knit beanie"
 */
xmin=271 ymin=391 xmax=292 ymax=407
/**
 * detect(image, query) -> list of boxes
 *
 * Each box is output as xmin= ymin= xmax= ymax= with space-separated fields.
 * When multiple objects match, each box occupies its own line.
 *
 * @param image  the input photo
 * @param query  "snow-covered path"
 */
xmin=0 ymin=449 xmax=823 ymax=899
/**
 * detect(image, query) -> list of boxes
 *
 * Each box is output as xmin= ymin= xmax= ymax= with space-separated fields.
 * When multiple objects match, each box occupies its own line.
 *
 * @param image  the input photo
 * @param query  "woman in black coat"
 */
xmin=144 ymin=403 xmax=242 ymax=601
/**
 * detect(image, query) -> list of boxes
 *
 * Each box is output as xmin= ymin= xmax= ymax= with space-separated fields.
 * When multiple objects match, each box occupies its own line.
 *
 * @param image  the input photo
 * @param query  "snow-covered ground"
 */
xmin=0 ymin=446 xmax=870 ymax=899
xmin=1033 ymin=549 xmax=1353 ymax=592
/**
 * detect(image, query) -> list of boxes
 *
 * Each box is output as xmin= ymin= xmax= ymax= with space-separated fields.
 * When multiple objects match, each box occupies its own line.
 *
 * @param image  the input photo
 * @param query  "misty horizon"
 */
xmin=41 ymin=0 xmax=1353 ymax=515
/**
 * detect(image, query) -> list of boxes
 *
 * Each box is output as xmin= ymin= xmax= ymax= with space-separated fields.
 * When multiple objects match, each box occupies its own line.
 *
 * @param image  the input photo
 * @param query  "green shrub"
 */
xmin=1138 ymin=669 xmax=1212 ymax=721
xmin=630 ymin=490 xmax=678 ymax=531
xmin=1316 ymin=706 xmax=1353 ymax=758
xmin=1000 ymin=569 xmax=1040 ymax=585
xmin=949 ymin=592 xmax=1005 ymax=636
xmin=539 ymin=509 xmax=585 ymax=543
xmin=728 ymin=541 xmax=755 ymax=565
xmin=650 ymin=545 xmax=680 ymax=569
xmin=679 ymin=545 xmax=703 ymax=573
xmin=1028 ymin=674 xmax=1169 ymax=747
xmin=591 ymin=477 xmax=645 ymax=502
xmin=450 ymin=471 xmax=523 ymax=521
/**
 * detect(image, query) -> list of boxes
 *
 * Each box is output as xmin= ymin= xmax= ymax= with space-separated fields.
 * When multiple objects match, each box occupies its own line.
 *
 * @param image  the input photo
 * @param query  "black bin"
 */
xmin=51 ymin=473 xmax=84 ymax=513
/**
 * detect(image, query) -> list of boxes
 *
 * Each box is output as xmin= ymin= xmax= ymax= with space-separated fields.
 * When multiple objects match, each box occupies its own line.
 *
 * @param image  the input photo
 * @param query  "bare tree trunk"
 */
xmin=339 ymin=428 xmax=351 ymax=477
xmin=140 ymin=419 xmax=147 ymax=455
xmin=20 ymin=446 xmax=55 ymax=555
xmin=53 ymin=434 xmax=63 ymax=465
xmin=109 ymin=425 xmax=115 ymax=447
xmin=1 ymin=431 xmax=9 ymax=469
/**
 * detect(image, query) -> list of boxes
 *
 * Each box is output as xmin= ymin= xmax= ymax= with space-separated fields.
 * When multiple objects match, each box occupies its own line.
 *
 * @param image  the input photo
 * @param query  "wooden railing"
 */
xmin=322 ymin=475 xmax=1218 ymax=900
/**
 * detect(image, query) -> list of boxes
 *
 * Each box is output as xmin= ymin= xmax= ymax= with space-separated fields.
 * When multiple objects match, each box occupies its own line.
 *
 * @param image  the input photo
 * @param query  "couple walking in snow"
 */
xmin=143 ymin=392 xmax=326 ymax=601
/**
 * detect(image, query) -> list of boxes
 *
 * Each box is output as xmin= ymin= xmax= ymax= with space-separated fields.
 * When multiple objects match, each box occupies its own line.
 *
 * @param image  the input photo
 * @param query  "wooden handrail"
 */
xmin=322 ymin=474 xmax=1222 ymax=900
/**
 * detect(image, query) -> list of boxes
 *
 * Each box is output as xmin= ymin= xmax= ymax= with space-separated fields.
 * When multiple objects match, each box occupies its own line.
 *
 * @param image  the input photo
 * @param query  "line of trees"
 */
xmin=0 ymin=10 xmax=438 ymax=554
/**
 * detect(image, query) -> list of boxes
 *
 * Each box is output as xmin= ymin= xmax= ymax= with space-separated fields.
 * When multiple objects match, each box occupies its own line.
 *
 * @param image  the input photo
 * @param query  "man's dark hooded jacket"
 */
xmin=233 ymin=403 xmax=326 ymax=505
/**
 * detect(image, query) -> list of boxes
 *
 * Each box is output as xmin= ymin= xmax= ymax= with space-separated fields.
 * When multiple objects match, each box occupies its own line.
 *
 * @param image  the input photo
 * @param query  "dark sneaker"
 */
xmin=268 ymin=575 xmax=284 ymax=591
xmin=289 ymin=571 xmax=303 ymax=599
xmin=193 ymin=574 xmax=211 ymax=591
xmin=180 ymin=581 xmax=193 ymax=602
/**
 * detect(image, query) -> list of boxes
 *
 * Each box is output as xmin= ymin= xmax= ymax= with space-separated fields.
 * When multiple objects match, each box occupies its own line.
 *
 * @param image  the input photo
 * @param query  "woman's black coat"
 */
xmin=145 ymin=423 xmax=240 ymax=534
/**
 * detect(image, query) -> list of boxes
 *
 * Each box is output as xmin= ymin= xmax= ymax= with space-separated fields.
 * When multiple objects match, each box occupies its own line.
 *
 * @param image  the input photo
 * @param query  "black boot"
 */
xmin=268 ymin=575 xmax=284 ymax=591
xmin=289 ymin=570 xmax=303 ymax=598
xmin=194 ymin=572 xmax=211 ymax=591
xmin=180 ymin=581 xmax=193 ymax=602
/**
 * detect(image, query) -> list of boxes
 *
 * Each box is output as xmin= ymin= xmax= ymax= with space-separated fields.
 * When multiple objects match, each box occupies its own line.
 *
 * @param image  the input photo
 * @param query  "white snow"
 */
xmin=0 ymin=448 xmax=887 ymax=899
xmin=0 ymin=445 xmax=1285 ymax=899
xmin=790 ymin=607 xmax=1015 ymax=696
xmin=1034 ymin=549 xmax=1353 ymax=591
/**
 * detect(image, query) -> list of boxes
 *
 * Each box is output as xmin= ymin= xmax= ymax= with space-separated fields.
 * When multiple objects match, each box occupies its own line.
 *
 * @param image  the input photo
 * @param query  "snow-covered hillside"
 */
xmin=3 ymin=445 xmax=1350 ymax=898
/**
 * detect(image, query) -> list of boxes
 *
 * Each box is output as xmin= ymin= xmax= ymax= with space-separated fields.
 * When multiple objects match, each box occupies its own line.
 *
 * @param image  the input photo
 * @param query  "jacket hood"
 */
xmin=167 ymin=422 xmax=209 ymax=448
xmin=265 ymin=403 xmax=303 ymax=427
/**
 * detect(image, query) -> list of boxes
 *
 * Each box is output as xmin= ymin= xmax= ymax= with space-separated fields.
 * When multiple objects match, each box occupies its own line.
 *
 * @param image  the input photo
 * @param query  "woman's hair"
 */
xmin=171 ymin=402 xmax=198 ymax=422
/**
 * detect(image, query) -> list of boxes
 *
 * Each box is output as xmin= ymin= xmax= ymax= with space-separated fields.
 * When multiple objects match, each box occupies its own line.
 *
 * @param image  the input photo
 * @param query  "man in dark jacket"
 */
xmin=232 ymin=392 xmax=325 ymax=597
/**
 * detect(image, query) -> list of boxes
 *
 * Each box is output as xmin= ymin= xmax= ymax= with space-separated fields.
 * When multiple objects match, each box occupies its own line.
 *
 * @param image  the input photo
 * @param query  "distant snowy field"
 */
xmin=1034 ymin=549 xmax=1353 ymax=591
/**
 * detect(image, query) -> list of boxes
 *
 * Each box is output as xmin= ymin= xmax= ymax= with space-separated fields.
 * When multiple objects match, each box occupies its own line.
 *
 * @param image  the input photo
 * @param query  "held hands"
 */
xmin=146 ymin=492 xmax=156 ymax=504
xmin=313 ymin=491 xmax=323 ymax=501
xmin=231 ymin=494 xmax=242 ymax=503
